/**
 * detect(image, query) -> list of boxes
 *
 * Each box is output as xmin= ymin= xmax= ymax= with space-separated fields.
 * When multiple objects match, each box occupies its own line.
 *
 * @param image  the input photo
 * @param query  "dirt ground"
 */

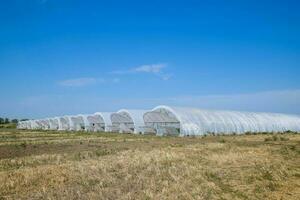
xmin=0 ymin=129 xmax=299 ymax=199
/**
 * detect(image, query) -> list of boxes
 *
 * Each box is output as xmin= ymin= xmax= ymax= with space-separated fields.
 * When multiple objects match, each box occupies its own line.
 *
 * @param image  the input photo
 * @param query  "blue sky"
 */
xmin=1 ymin=0 xmax=300 ymax=118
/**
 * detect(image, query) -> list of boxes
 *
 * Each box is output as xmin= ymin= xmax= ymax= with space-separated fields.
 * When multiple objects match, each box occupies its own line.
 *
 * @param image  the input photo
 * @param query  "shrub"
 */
xmin=95 ymin=149 xmax=110 ymax=157
xmin=280 ymin=137 xmax=289 ymax=141
xmin=219 ymin=138 xmax=226 ymax=143
xmin=284 ymin=130 xmax=293 ymax=134
xmin=290 ymin=145 xmax=296 ymax=151
xmin=272 ymin=135 xmax=278 ymax=141
xmin=264 ymin=137 xmax=272 ymax=142
xmin=20 ymin=142 xmax=27 ymax=148
xmin=264 ymin=135 xmax=289 ymax=142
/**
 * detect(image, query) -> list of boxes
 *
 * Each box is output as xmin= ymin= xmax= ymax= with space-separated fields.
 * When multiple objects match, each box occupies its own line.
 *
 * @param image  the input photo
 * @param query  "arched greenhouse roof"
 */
xmin=112 ymin=109 xmax=148 ymax=133
xmin=144 ymin=105 xmax=300 ymax=136
xmin=94 ymin=112 xmax=113 ymax=126
xmin=76 ymin=114 xmax=90 ymax=127
xmin=117 ymin=109 xmax=147 ymax=126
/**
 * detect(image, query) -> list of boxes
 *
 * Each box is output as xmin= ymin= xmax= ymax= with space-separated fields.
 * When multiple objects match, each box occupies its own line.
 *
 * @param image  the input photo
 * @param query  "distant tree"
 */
xmin=4 ymin=118 xmax=10 ymax=124
xmin=11 ymin=119 xmax=19 ymax=123
xmin=0 ymin=118 xmax=4 ymax=124
xmin=20 ymin=119 xmax=29 ymax=121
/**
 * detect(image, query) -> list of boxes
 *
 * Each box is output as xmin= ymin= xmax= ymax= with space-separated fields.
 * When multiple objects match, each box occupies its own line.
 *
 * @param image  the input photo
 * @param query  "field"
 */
xmin=0 ymin=129 xmax=299 ymax=200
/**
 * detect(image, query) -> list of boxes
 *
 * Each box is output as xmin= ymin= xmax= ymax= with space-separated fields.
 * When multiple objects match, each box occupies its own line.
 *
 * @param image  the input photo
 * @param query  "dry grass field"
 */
xmin=0 ymin=129 xmax=299 ymax=200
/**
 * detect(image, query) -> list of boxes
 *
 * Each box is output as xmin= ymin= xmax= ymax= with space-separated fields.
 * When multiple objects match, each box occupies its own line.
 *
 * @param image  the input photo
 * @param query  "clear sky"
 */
xmin=1 ymin=0 xmax=300 ymax=118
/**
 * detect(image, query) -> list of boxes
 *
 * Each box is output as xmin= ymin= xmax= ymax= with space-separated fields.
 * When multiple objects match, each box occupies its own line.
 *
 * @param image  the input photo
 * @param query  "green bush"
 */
xmin=219 ymin=138 xmax=226 ymax=143
xmin=272 ymin=135 xmax=279 ymax=141
xmin=264 ymin=135 xmax=289 ymax=142
xmin=20 ymin=142 xmax=27 ymax=148
xmin=264 ymin=137 xmax=272 ymax=142
xmin=280 ymin=137 xmax=289 ymax=141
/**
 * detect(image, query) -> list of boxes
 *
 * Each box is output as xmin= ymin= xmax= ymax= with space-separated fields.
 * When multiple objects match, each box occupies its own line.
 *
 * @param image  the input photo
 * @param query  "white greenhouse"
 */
xmin=30 ymin=120 xmax=40 ymax=129
xmin=35 ymin=120 xmax=44 ymax=129
xmin=111 ymin=109 xmax=147 ymax=134
xmin=16 ymin=105 xmax=300 ymax=136
xmin=143 ymin=105 xmax=300 ymax=136
xmin=17 ymin=121 xmax=26 ymax=129
xmin=40 ymin=119 xmax=51 ymax=130
xmin=16 ymin=121 xmax=22 ymax=129
xmin=25 ymin=121 xmax=32 ymax=129
xmin=21 ymin=121 xmax=28 ymax=129
xmin=58 ymin=116 xmax=71 ymax=131
xmin=70 ymin=115 xmax=88 ymax=131
xmin=49 ymin=118 xmax=60 ymax=130
xmin=87 ymin=112 xmax=113 ymax=132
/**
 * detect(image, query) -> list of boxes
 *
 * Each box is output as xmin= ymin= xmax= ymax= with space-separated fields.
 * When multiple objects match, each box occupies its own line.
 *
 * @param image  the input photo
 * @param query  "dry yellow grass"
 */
xmin=0 ymin=129 xmax=299 ymax=199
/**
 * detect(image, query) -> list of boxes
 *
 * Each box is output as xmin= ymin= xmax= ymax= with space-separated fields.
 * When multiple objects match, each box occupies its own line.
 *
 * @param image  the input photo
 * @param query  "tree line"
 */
xmin=0 ymin=118 xmax=27 ymax=124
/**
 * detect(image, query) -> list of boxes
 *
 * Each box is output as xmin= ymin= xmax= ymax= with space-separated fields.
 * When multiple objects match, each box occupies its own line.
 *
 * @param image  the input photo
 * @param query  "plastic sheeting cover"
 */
xmin=70 ymin=115 xmax=89 ymax=131
xmin=144 ymin=105 xmax=300 ymax=136
xmin=58 ymin=116 xmax=70 ymax=130
xmin=93 ymin=112 xmax=113 ymax=132
xmin=111 ymin=109 xmax=148 ymax=134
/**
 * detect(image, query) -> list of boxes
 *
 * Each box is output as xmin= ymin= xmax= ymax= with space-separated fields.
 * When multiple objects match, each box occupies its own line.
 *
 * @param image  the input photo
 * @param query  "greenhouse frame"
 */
xmin=143 ymin=105 xmax=300 ymax=136
xmin=58 ymin=116 xmax=70 ymax=131
xmin=49 ymin=118 xmax=59 ymax=130
xmin=17 ymin=105 xmax=300 ymax=136
xmin=111 ymin=109 xmax=147 ymax=134
xmin=69 ymin=115 xmax=89 ymax=131
xmin=88 ymin=112 xmax=113 ymax=132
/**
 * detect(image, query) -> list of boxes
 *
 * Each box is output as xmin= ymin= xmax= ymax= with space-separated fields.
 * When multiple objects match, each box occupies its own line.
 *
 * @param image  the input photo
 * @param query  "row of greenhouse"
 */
xmin=17 ymin=105 xmax=300 ymax=136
